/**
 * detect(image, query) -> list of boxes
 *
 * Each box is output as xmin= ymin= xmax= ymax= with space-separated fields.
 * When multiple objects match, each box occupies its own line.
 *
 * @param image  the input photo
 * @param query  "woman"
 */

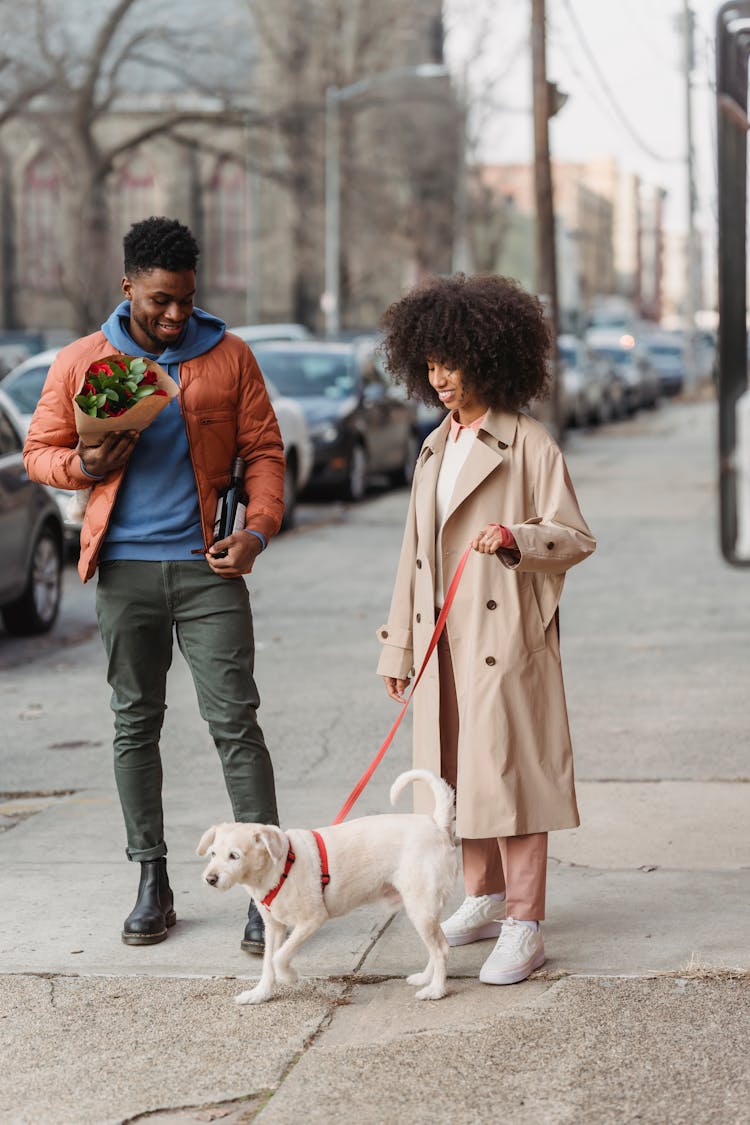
xmin=376 ymin=273 xmax=596 ymax=985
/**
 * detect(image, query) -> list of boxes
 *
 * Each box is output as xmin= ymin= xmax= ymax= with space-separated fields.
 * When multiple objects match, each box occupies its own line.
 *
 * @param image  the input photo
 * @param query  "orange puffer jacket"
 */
xmin=24 ymin=329 xmax=286 ymax=583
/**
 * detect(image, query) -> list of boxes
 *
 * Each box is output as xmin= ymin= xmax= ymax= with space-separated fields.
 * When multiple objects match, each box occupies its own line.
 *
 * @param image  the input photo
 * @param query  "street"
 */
xmin=1 ymin=397 xmax=748 ymax=1124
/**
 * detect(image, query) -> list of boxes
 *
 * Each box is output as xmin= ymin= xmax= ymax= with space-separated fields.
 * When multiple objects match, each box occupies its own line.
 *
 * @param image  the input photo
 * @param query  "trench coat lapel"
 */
xmin=443 ymin=409 xmax=518 ymax=526
xmin=415 ymin=421 xmax=448 ymax=572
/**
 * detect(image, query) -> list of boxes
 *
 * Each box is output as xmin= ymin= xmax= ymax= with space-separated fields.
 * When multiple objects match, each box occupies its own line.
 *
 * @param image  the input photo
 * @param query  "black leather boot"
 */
xmin=240 ymin=899 xmax=265 ymax=954
xmin=122 ymin=858 xmax=176 ymax=946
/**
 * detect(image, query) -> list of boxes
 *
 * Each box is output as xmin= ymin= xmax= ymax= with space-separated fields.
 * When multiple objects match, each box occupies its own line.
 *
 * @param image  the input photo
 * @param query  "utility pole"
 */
xmin=531 ymin=0 xmax=563 ymax=442
xmin=682 ymin=0 xmax=700 ymax=389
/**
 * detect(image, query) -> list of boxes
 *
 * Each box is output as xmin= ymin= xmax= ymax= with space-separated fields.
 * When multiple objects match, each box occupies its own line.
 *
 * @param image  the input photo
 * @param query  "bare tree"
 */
xmin=0 ymin=0 xmax=458 ymax=333
xmin=0 ymin=0 xmax=259 ymax=332
xmin=245 ymin=0 xmax=458 ymax=329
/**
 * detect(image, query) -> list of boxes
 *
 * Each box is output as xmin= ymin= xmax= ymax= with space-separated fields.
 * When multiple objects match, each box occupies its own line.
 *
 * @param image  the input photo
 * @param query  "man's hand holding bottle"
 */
xmin=207 ymin=531 xmax=262 ymax=577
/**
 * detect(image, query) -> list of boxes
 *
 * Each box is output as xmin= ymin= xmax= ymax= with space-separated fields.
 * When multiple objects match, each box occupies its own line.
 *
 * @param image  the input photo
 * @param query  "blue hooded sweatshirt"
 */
xmin=98 ymin=301 xmax=226 ymax=562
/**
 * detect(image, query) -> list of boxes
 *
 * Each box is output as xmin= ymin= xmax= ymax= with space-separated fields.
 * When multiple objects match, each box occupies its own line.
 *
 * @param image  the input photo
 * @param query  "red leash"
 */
xmin=332 ymin=545 xmax=472 ymax=825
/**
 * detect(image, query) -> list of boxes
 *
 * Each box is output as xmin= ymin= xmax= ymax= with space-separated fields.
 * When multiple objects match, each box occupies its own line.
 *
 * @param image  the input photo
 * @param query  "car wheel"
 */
xmin=390 ymin=431 xmax=421 ymax=487
xmin=596 ymin=395 xmax=612 ymax=425
xmin=280 ymin=454 xmax=297 ymax=532
xmin=344 ymin=443 xmax=368 ymax=501
xmin=611 ymin=389 xmax=627 ymax=420
xmin=1 ymin=525 xmax=62 ymax=636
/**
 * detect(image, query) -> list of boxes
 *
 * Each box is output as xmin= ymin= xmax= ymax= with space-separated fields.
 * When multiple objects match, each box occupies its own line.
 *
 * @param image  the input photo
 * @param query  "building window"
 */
xmin=21 ymin=155 xmax=64 ymax=290
xmin=206 ymin=160 xmax=248 ymax=292
xmin=116 ymin=159 xmax=159 ymax=236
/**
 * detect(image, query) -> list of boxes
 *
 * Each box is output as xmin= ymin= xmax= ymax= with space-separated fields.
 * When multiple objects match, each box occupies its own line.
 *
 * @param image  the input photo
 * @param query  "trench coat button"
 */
xmin=416 ymin=559 xmax=422 ymax=569
xmin=497 ymin=440 xmax=508 ymax=450
xmin=416 ymin=613 xmax=421 ymax=623
xmin=485 ymin=656 xmax=496 ymax=666
xmin=381 ymin=629 xmax=389 ymax=639
xmin=486 ymin=600 xmax=497 ymax=610
xmin=546 ymin=541 xmax=555 ymax=550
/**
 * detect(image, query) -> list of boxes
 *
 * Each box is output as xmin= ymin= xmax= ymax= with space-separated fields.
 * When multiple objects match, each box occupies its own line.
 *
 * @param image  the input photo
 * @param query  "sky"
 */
xmin=444 ymin=0 xmax=720 ymax=241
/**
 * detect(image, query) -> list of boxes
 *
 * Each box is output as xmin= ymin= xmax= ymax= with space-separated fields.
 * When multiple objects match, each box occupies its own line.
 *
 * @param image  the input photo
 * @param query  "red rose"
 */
xmin=141 ymin=371 xmax=158 ymax=385
xmin=82 ymin=382 xmax=96 ymax=394
xmin=153 ymin=389 xmax=168 ymax=397
xmin=88 ymin=362 xmax=113 ymax=376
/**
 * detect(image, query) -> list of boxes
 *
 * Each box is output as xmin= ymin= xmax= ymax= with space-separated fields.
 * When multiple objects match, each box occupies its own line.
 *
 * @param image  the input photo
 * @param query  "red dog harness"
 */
xmin=260 ymin=830 xmax=330 ymax=909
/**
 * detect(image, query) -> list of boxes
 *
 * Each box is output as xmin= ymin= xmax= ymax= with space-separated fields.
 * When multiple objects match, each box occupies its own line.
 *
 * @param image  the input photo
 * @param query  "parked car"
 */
xmin=558 ymin=334 xmax=609 ymax=428
xmin=2 ymin=342 xmax=313 ymax=536
xmin=642 ymin=332 xmax=686 ymax=396
xmin=261 ymin=374 xmax=313 ymax=530
xmin=229 ymin=323 xmax=313 ymax=345
xmin=251 ymin=340 xmax=420 ymax=500
xmin=0 ymin=388 xmax=64 ymax=635
xmin=585 ymin=329 xmax=660 ymax=414
xmin=0 ymin=348 xmax=59 ymax=417
xmin=331 ymin=330 xmax=445 ymax=444
xmin=0 ymin=349 xmax=82 ymax=547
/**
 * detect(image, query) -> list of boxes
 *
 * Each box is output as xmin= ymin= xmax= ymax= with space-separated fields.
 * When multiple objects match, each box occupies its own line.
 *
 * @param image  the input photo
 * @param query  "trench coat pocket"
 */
xmin=518 ymin=577 xmax=547 ymax=653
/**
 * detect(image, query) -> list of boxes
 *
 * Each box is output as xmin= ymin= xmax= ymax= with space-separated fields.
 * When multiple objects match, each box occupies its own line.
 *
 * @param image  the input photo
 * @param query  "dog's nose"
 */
xmin=205 ymin=873 xmax=218 ymax=886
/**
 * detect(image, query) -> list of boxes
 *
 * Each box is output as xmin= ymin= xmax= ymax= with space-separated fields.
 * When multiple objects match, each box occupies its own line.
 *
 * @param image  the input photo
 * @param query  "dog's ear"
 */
xmin=256 ymin=826 xmax=287 ymax=864
xmin=196 ymin=825 xmax=217 ymax=856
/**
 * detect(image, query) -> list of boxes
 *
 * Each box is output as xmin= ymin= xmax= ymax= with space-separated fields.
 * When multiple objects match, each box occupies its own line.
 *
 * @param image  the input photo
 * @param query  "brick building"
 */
xmin=0 ymin=0 xmax=455 ymax=338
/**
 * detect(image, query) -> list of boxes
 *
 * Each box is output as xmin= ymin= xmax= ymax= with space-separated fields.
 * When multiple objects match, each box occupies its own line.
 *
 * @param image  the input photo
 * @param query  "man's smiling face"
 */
xmin=122 ymin=268 xmax=195 ymax=354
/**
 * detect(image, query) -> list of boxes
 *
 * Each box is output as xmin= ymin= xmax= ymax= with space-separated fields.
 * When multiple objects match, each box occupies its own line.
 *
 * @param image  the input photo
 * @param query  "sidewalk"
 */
xmin=1 ymin=399 xmax=748 ymax=1124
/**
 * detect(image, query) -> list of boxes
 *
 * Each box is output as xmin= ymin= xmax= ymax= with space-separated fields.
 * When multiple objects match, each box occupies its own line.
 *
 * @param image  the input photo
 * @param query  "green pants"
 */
xmin=95 ymin=559 xmax=279 ymax=861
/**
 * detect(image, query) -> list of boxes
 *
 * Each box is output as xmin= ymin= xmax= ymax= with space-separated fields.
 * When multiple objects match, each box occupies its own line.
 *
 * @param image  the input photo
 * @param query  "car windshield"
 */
xmin=647 ymin=344 xmax=682 ymax=358
xmin=591 ymin=347 xmax=631 ymax=369
xmin=254 ymin=350 xmax=357 ymax=399
xmin=559 ymin=345 xmax=577 ymax=367
xmin=3 ymin=365 xmax=50 ymax=414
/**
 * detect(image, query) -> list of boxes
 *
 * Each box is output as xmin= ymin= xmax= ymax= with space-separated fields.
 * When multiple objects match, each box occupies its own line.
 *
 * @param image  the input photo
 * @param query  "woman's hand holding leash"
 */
xmin=471 ymin=523 xmax=517 ymax=553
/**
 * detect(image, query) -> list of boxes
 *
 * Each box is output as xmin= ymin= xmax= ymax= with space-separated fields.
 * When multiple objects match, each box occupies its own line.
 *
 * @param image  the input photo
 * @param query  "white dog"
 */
xmin=197 ymin=769 xmax=457 ymax=1005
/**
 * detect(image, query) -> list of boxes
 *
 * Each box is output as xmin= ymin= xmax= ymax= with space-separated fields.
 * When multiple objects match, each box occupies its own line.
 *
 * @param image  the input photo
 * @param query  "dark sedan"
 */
xmin=252 ymin=341 xmax=420 ymax=500
xmin=0 ymin=388 xmax=64 ymax=635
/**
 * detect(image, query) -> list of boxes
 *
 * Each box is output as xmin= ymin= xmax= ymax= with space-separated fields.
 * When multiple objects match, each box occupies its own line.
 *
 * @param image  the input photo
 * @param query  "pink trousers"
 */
xmin=437 ymin=627 xmax=547 ymax=921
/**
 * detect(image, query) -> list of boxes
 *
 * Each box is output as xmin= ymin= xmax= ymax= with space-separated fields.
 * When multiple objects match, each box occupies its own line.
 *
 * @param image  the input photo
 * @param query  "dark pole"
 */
xmin=531 ymin=0 xmax=563 ymax=443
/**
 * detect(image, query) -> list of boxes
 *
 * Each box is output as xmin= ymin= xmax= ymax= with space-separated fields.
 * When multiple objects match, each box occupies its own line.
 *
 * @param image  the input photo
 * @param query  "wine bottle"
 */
xmin=212 ymin=456 xmax=248 ymax=557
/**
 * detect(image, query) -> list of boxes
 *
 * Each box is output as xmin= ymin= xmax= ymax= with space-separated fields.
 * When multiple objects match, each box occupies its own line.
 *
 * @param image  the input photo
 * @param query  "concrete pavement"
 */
xmin=1 ymin=398 xmax=748 ymax=1124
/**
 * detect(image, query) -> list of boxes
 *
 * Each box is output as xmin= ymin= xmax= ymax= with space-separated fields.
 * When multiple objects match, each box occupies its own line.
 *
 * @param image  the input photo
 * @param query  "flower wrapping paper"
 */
xmin=73 ymin=354 xmax=178 ymax=446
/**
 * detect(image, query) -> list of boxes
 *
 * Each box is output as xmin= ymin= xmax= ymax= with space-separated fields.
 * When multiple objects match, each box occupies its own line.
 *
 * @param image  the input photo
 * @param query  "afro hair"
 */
xmin=123 ymin=216 xmax=199 ymax=277
xmin=379 ymin=273 xmax=552 ymax=413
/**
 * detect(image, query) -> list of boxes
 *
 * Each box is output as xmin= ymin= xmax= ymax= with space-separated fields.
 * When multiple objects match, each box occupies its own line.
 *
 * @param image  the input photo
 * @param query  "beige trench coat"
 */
xmin=376 ymin=408 xmax=596 ymax=838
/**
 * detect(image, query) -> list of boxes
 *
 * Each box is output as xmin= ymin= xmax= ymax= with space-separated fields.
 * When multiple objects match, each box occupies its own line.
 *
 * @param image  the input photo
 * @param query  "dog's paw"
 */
xmin=235 ymin=986 xmax=271 ymax=1005
xmin=406 ymin=970 xmax=432 ymax=987
xmin=415 ymin=983 xmax=447 ymax=1001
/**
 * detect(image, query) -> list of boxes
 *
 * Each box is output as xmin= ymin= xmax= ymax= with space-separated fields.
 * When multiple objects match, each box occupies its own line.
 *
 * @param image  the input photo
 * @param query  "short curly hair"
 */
xmin=123 ymin=216 xmax=199 ymax=277
xmin=379 ymin=273 xmax=551 ymax=412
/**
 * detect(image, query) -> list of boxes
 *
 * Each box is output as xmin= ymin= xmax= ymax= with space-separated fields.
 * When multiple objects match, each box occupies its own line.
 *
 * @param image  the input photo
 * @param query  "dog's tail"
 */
xmin=390 ymin=769 xmax=455 ymax=832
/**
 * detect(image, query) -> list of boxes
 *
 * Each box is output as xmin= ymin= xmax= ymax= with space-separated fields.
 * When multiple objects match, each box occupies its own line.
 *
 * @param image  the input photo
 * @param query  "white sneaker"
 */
xmin=440 ymin=895 xmax=505 ymax=947
xmin=479 ymin=918 xmax=546 ymax=985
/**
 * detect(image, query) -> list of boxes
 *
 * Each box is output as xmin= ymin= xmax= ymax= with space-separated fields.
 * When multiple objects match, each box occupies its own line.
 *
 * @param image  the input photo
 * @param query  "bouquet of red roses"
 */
xmin=73 ymin=354 xmax=177 ymax=445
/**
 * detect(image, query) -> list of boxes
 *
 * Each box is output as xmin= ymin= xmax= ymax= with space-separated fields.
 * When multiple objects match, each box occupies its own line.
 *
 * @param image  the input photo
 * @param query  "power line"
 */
xmin=558 ymin=0 xmax=683 ymax=165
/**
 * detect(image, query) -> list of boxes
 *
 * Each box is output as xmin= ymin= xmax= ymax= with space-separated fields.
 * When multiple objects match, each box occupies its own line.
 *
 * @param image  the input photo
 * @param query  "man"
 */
xmin=24 ymin=216 xmax=284 ymax=955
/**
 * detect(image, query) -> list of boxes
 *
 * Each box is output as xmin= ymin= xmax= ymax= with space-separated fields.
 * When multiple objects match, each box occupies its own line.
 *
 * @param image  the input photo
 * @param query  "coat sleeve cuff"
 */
xmin=375 ymin=623 xmax=413 ymax=680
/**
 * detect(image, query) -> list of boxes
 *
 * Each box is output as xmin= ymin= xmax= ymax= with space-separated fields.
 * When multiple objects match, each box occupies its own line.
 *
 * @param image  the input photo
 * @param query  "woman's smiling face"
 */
xmin=426 ymin=360 xmax=486 ymax=423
